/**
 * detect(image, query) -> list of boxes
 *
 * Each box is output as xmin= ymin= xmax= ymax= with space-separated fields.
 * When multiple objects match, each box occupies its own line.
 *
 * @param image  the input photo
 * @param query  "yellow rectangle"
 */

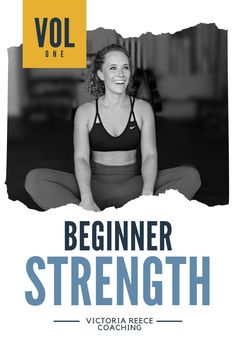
xmin=23 ymin=0 xmax=86 ymax=68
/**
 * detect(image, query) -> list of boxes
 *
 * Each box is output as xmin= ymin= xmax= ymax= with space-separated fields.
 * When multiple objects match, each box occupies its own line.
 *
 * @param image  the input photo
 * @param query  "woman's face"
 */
xmin=98 ymin=51 xmax=131 ymax=95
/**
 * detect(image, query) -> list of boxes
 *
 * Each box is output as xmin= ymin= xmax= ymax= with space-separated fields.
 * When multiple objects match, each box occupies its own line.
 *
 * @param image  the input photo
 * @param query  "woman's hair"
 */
xmin=88 ymin=43 xmax=133 ymax=98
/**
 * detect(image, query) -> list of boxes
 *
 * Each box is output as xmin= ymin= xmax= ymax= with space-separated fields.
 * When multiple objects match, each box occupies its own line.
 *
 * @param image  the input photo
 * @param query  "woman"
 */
xmin=25 ymin=44 xmax=201 ymax=211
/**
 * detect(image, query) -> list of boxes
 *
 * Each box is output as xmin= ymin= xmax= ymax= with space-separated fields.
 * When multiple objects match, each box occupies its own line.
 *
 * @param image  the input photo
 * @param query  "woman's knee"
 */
xmin=182 ymin=166 xmax=201 ymax=192
xmin=25 ymin=168 xmax=48 ymax=195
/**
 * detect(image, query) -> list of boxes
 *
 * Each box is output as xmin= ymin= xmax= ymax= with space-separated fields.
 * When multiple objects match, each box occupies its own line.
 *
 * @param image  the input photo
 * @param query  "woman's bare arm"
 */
xmin=140 ymin=101 xmax=158 ymax=195
xmin=74 ymin=104 xmax=100 ymax=211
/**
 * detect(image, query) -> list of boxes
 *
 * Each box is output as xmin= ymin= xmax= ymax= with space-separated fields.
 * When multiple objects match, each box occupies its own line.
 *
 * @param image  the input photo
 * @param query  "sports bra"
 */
xmin=89 ymin=96 xmax=141 ymax=152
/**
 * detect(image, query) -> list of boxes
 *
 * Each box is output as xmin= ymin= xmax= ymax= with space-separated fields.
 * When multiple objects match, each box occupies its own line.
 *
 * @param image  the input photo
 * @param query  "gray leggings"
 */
xmin=25 ymin=161 xmax=201 ymax=210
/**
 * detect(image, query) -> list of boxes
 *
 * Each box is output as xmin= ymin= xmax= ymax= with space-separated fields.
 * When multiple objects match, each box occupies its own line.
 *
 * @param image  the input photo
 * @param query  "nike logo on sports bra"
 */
xmin=89 ymin=96 xmax=141 ymax=152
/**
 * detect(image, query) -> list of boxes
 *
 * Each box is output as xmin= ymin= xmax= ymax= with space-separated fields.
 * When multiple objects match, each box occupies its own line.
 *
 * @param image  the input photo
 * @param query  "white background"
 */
xmin=0 ymin=1 xmax=235 ymax=353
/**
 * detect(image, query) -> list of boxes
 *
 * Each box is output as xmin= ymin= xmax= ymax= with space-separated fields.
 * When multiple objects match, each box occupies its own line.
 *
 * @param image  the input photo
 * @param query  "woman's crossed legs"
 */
xmin=25 ymin=166 xmax=201 ymax=210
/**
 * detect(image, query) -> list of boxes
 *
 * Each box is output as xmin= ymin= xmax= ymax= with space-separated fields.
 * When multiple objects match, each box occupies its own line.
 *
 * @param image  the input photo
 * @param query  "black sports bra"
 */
xmin=89 ymin=96 xmax=141 ymax=152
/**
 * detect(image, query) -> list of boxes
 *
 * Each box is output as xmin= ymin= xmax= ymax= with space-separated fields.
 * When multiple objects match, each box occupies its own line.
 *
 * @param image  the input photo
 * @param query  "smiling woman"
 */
xmin=25 ymin=43 xmax=201 ymax=211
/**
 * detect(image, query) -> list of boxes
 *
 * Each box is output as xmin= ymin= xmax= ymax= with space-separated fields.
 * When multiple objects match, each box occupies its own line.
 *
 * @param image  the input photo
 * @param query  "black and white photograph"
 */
xmin=7 ymin=25 xmax=228 ymax=211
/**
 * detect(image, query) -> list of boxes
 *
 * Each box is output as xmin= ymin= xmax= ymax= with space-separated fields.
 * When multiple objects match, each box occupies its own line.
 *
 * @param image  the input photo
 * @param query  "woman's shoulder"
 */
xmin=76 ymin=100 xmax=96 ymax=113
xmin=133 ymin=97 xmax=154 ymax=117
xmin=74 ymin=100 xmax=96 ymax=122
xmin=133 ymin=97 xmax=152 ymax=109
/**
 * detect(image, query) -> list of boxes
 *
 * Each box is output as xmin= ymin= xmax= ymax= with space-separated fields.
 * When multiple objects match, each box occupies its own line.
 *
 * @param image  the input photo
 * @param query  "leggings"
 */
xmin=25 ymin=161 xmax=201 ymax=210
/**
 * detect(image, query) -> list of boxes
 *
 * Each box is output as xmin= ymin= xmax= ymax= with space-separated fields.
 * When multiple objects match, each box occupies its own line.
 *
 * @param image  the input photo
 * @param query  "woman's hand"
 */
xmin=79 ymin=195 xmax=100 ymax=212
xmin=141 ymin=189 xmax=154 ymax=196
